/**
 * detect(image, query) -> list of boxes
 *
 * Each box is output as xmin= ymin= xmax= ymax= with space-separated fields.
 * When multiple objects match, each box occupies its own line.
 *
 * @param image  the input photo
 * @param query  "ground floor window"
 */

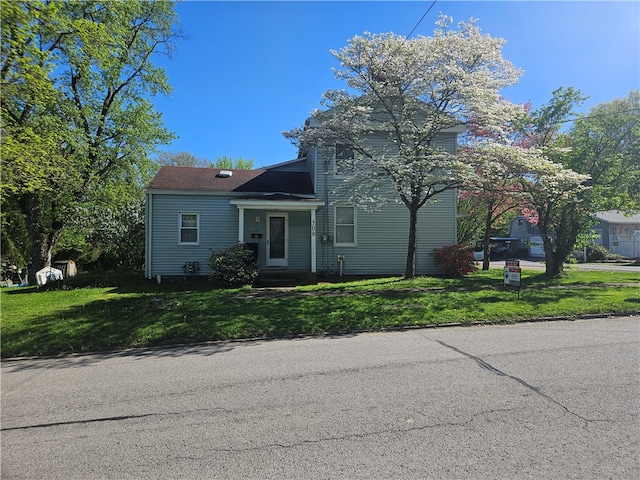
xmin=179 ymin=212 xmax=199 ymax=244
xmin=334 ymin=205 xmax=356 ymax=246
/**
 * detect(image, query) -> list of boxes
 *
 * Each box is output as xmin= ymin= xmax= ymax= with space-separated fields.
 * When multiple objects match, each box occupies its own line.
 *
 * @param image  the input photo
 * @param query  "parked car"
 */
xmin=472 ymin=237 xmax=520 ymax=261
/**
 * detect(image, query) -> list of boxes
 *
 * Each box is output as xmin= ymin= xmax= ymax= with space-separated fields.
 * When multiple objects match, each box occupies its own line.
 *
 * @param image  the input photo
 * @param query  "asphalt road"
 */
xmin=2 ymin=316 xmax=639 ymax=479
xmin=489 ymin=259 xmax=640 ymax=272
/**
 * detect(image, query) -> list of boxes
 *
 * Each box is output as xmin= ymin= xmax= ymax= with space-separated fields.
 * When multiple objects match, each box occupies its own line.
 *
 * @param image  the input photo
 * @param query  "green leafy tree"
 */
xmin=56 ymin=180 xmax=149 ymax=270
xmin=156 ymin=150 xmax=211 ymax=167
xmin=517 ymin=150 xmax=590 ymax=276
xmin=155 ymin=152 xmax=254 ymax=169
xmin=285 ymin=16 xmax=523 ymax=278
xmin=515 ymin=88 xmax=639 ymax=276
xmin=214 ymin=155 xmax=254 ymax=170
xmin=518 ymin=88 xmax=591 ymax=277
xmin=569 ymin=91 xmax=640 ymax=212
xmin=1 ymin=0 xmax=180 ymax=276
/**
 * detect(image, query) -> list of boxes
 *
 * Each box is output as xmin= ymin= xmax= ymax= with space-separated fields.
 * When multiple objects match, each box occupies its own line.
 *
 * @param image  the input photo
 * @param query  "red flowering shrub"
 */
xmin=433 ymin=244 xmax=477 ymax=277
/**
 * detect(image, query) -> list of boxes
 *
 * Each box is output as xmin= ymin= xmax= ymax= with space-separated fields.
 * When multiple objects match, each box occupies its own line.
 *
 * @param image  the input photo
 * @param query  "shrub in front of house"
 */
xmin=585 ymin=244 xmax=614 ymax=262
xmin=434 ymin=243 xmax=477 ymax=277
xmin=207 ymin=243 xmax=259 ymax=288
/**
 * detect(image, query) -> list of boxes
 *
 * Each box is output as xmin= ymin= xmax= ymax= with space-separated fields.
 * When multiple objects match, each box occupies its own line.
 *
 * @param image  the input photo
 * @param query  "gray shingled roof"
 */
xmin=147 ymin=166 xmax=315 ymax=195
xmin=595 ymin=210 xmax=640 ymax=224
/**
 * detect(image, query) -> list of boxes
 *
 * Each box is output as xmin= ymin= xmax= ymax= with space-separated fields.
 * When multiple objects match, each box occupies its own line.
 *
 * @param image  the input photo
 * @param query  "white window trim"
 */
xmin=179 ymin=212 xmax=200 ymax=245
xmin=334 ymin=205 xmax=357 ymax=247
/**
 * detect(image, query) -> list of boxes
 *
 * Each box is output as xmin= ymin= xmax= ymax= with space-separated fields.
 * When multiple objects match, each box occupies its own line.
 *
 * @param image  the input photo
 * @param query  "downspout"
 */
xmin=323 ymin=154 xmax=334 ymax=273
xmin=311 ymin=208 xmax=317 ymax=273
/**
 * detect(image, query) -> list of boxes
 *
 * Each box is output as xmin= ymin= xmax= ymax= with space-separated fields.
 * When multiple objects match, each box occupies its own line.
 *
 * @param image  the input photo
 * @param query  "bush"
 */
xmin=434 ymin=244 xmax=477 ymax=277
xmin=207 ymin=243 xmax=259 ymax=288
xmin=585 ymin=244 xmax=613 ymax=262
xmin=37 ymin=270 xmax=145 ymax=291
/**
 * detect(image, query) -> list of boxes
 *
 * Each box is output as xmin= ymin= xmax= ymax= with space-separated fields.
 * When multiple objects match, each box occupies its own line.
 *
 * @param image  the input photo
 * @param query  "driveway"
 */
xmin=2 ymin=316 xmax=638 ymax=479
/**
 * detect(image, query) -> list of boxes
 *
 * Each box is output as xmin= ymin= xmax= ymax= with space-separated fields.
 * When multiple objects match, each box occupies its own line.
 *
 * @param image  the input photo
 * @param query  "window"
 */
xmin=179 ymin=212 xmax=199 ymax=244
xmin=334 ymin=205 xmax=356 ymax=246
xmin=335 ymin=143 xmax=355 ymax=176
xmin=593 ymin=229 xmax=603 ymax=245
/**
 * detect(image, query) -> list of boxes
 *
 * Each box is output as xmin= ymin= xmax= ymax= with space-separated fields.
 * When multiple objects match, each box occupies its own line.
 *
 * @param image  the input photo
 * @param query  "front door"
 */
xmin=267 ymin=213 xmax=288 ymax=267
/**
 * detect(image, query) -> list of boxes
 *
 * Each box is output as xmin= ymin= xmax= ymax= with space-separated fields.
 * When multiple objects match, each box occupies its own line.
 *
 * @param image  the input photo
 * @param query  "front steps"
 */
xmin=255 ymin=269 xmax=317 ymax=287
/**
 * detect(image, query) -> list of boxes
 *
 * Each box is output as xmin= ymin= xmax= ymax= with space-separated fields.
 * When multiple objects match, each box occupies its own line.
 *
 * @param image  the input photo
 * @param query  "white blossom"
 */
xmin=283 ymin=16 xmax=524 ymax=277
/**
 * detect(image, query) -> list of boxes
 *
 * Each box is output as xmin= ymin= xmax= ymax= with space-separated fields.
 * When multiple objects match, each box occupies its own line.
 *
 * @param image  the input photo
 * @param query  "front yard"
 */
xmin=1 ymin=269 xmax=639 ymax=358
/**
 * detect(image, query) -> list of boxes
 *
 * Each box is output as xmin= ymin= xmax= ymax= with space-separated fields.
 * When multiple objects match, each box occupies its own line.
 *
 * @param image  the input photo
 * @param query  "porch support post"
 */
xmin=311 ymin=209 xmax=317 ymax=273
xmin=238 ymin=207 xmax=244 ymax=243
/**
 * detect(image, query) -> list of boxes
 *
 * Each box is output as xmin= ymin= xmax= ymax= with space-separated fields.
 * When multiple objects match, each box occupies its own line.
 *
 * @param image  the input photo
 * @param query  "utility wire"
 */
xmin=406 ymin=0 xmax=438 ymax=40
xmin=375 ymin=0 xmax=437 ymax=73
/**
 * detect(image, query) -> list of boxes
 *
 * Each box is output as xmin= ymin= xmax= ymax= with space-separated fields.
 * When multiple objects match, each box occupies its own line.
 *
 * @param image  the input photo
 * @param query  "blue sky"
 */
xmin=151 ymin=1 xmax=640 ymax=167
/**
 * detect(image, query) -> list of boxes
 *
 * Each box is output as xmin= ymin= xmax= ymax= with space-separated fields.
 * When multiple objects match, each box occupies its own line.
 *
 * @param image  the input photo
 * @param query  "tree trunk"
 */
xmin=482 ymin=231 xmax=491 ymax=271
xmin=29 ymin=232 xmax=59 ymax=273
xmin=543 ymin=238 xmax=560 ymax=277
xmin=542 ymin=206 xmax=584 ymax=278
xmin=405 ymin=204 xmax=419 ymax=279
xmin=27 ymin=228 xmax=63 ymax=284
xmin=481 ymin=200 xmax=494 ymax=271
xmin=24 ymin=193 xmax=64 ymax=283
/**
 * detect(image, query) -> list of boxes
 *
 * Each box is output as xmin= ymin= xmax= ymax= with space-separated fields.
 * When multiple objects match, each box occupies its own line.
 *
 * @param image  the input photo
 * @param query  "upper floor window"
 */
xmin=179 ymin=212 xmax=199 ymax=244
xmin=334 ymin=143 xmax=355 ymax=176
xmin=334 ymin=205 xmax=356 ymax=246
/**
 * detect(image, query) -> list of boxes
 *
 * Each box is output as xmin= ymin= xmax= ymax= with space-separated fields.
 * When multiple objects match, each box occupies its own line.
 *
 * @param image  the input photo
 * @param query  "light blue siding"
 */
xmin=146 ymin=129 xmax=460 ymax=278
xmin=147 ymin=194 xmax=239 ymax=277
xmin=312 ymin=130 xmax=459 ymax=275
xmin=316 ymin=196 xmax=456 ymax=275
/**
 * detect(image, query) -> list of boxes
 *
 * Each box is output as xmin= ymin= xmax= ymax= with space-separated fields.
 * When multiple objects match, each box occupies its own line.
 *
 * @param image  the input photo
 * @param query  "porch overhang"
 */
xmin=229 ymin=197 xmax=325 ymax=210
xmin=230 ymin=196 xmax=325 ymax=273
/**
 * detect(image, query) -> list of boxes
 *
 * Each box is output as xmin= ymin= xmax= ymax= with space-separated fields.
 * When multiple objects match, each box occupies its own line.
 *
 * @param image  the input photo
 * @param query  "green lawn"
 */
xmin=1 ymin=269 xmax=639 ymax=358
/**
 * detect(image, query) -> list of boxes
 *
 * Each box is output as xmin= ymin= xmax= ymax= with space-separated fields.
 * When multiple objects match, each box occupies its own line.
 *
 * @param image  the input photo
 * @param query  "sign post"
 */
xmin=504 ymin=260 xmax=521 ymax=298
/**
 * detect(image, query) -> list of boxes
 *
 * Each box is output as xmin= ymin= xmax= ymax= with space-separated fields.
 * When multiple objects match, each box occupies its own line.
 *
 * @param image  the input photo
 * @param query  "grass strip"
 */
xmin=1 ymin=269 xmax=638 ymax=357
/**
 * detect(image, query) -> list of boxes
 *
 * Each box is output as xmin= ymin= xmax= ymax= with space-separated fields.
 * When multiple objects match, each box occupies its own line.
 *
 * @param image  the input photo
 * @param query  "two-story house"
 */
xmin=144 ymin=127 xmax=463 ymax=282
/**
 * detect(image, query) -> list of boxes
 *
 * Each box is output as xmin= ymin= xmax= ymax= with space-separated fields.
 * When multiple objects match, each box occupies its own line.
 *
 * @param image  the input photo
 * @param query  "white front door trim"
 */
xmin=266 ymin=213 xmax=288 ymax=267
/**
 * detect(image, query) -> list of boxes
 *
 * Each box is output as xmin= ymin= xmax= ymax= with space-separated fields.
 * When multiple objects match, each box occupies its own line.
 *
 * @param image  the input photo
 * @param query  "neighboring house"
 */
xmin=592 ymin=210 xmax=640 ymax=258
xmin=507 ymin=216 xmax=545 ymax=258
xmin=145 ymin=129 xmax=463 ymax=281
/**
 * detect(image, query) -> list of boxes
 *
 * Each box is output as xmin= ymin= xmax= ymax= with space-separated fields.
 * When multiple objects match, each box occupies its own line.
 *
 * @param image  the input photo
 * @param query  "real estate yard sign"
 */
xmin=504 ymin=260 xmax=521 ymax=297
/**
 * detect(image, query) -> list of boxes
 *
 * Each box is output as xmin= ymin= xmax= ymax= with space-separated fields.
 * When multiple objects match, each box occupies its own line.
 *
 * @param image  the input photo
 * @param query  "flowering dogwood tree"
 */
xmin=513 ymin=88 xmax=593 ymax=276
xmin=457 ymin=101 xmax=538 ymax=270
xmin=459 ymin=142 xmax=531 ymax=270
xmin=517 ymin=153 xmax=590 ymax=276
xmin=285 ymin=16 xmax=522 ymax=278
xmin=526 ymin=90 xmax=639 ymax=276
